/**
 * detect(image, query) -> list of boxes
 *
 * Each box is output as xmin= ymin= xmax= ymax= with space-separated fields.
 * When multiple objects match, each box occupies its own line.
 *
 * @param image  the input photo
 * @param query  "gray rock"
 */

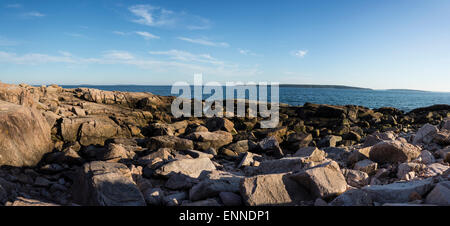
xmin=362 ymin=178 xmax=434 ymax=204
xmin=425 ymin=181 xmax=450 ymax=205
xmin=255 ymin=157 xmax=304 ymax=175
xmin=72 ymin=161 xmax=146 ymax=206
xmin=318 ymin=135 xmax=342 ymax=148
xmin=342 ymin=169 xmax=369 ymax=188
xmin=330 ymin=189 xmax=372 ymax=206
xmin=369 ymin=140 xmax=421 ymax=164
xmin=413 ymin=123 xmax=438 ymax=145
xmin=258 ymin=136 xmax=284 ymax=158
xmin=294 ymin=147 xmax=327 ymax=162
xmin=189 ymin=171 xmax=243 ymax=201
xmin=185 ymin=131 xmax=233 ymax=151
xmin=354 ymin=159 xmax=378 ymax=175
xmin=147 ymin=135 xmax=194 ymax=151
xmin=290 ymin=161 xmax=348 ymax=199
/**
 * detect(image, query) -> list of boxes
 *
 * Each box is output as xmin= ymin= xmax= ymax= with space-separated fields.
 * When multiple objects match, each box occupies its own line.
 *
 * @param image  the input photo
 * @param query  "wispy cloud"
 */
xmin=21 ymin=11 xmax=45 ymax=18
xmin=113 ymin=31 xmax=129 ymax=36
xmin=177 ymin=37 xmax=229 ymax=47
xmin=238 ymin=48 xmax=262 ymax=57
xmin=292 ymin=50 xmax=308 ymax=58
xmin=128 ymin=4 xmax=211 ymax=30
xmin=135 ymin=31 xmax=160 ymax=40
xmin=5 ymin=4 xmax=22 ymax=8
xmin=103 ymin=50 xmax=135 ymax=60
xmin=149 ymin=49 xmax=223 ymax=65
xmin=0 ymin=50 xmax=261 ymax=77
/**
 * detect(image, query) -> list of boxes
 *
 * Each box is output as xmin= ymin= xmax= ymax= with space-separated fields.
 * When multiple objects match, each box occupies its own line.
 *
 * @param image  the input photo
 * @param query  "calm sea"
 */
xmin=61 ymin=85 xmax=450 ymax=112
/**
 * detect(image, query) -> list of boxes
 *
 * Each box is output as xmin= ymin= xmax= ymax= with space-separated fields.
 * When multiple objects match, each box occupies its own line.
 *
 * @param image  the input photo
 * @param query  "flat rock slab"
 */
xmin=147 ymin=135 xmax=194 ymax=150
xmin=0 ymin=101 xmax=52 ymax=167
xmin=362 ymin=178 xmax=434 ymax=204
xmin=425 ymin=181 xmax=450 ymax=205
xmin=155 ymin=157 xmax=216 ymax=178
xmin=72 ymin=161 xmax=146 ymax=206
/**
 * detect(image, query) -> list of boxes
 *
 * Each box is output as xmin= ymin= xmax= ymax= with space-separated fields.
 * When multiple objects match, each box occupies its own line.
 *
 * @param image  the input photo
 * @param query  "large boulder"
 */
xmin=61 ymin=117 xmax=130 ymax=146
xmin=189 ymin=171 xmax=243 ymax=201
xmin=155 ymin=158 xmax=216 ymax=178
xmin=240 ymin=173 xmax=312 ymax=206
xmin=0 ymin=101 xmax=52 ymax=167
xmin=290 ymin=161 xmax=348 ymax=199
xmin=369 ymin=140 xmax=421 ymax=164
xmin=413 ymin=123 xmax=438 ymax=145
xmin=72 ymin=161 xmax=146 ymax=206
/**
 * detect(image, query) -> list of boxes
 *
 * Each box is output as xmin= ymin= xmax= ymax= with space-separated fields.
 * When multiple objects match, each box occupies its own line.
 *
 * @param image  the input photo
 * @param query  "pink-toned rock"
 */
xmin=0 ymin=101 xmax=52 ymax=167
xmin=369 ymin=140 xmax=421 ymax=164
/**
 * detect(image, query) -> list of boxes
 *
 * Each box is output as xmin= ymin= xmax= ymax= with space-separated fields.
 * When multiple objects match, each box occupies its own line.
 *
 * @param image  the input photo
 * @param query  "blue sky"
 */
xmin=0 ymin=0 xmax=449 ymax=91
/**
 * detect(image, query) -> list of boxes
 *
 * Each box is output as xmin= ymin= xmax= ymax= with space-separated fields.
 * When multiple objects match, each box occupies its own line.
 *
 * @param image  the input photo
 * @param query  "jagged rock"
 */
xmin=437 ymin=147 xmax=450 ymax=163
xmin=362 ymin=178 xmax=434 ymax=204
xmin=425 ymin=181 xmax=450 ymax=205
xmin=342 ymin=169 xmax=369 ymax=188
xmin=433 ymin=130 xmax=450 ymax=145
xmin=147 ymin=136 xmax=194 ymax=151
xmin=363 ymin=131 xmax=395 ymax=147
xmin=369 ymin=140 xmax=421 ymax=164
xmin=163 ymin=192 xmax=187 ymax=206
xmin=185 ymin=131 xmax=233 ymax=151
xmin=329 ymin=189 xmax=373 ymax=206
xmin=240 ymin=173 xmax=312 ymax=206
xmin=165 ymin=173 xmax=198 ymax=190
xmin=258 ymin=136 xmax=284 ymax=157
xmin=294 ymin=147 xmax=327 ymax=162
xmin=100 ymin=143 xmax=136 ymax=162
xmin=237 ymin=152 xmax=262 ymax=168
xmin=318 ymin=135 xmax=342 ymax=148
xmin=290 ymin=161 xmax=348 ymax=199
xmin=226 ymin=140 xmax=258 ymax=154
xmin=206 ymin=117 xmax=235 ymax=132
xmin=286 ymin=133 xmax=313 ymax=150
xmin=354 ymin=159 xmax=378 ymax=175
xmin=413 ymin=123 xmax=439 ymax=144
xmin=72 ymin=161 xmax=146 ymax=206
xmin=347 ymin=147 xmax=371 ymax=165
xmin=219 ymin=192 xmax=243 ymax=206
xmin=137 ymin=148 xmax=174 ymax=166
xmin=396 ymin=163 xmax=425 ymax=179
xmin=0 ymin=101 xmax=53 ymax=167
xmin=189 ymin=171 xmax=242 ymax=201
xmin=155 ymin=157 xmax=216 ymax=178
xmin=419 ymin=150 xmax=436 ymax=164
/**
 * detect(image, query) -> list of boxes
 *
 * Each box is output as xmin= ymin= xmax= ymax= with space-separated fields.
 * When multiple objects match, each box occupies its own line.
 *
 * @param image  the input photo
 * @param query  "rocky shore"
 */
xmin=0 ymin=82 xmax=449 ymax=206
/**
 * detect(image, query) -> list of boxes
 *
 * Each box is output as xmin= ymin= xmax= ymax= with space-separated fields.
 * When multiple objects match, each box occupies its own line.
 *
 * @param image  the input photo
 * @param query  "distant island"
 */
xmin=278 ymin=84 xmax=372 ymax=90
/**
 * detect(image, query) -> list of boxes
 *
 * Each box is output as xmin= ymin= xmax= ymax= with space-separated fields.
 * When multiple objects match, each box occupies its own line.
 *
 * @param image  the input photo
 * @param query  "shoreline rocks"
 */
xmin=0 ymin=82 xmax=449 ymax=206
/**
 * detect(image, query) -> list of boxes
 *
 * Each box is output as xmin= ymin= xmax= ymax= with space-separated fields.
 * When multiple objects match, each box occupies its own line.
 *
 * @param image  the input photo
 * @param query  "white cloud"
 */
xmin=103 ymin=50 xmax=135 ymax=60
xmin=292 ymin=50 xmax=308 ymax=58
xmin=149 ymin=49 xmax=223 ymax=65
xmin=177 ymin=37 xmax=229 ymax=47
xmin=135 ymin=31 xmax=160 ymax=40
xmin=21 ymin=11 xmax=45 ymax=18
xmin=0 ymin=50 xmax=261 ymax=78
xmin=6 ymin=4 xmax=22 ymax=8
xmin=0 ymin=51 xmax=75 ymax=64
xmin=64 ymin=33 xmax=87 ymax=39
xmin=128 ymin=4 xmax=211 ymax=30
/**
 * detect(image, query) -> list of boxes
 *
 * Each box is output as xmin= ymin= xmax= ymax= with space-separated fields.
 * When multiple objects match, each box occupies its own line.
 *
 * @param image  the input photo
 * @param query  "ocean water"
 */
xmin=61 ymin=85 xmax=450 ymax=112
